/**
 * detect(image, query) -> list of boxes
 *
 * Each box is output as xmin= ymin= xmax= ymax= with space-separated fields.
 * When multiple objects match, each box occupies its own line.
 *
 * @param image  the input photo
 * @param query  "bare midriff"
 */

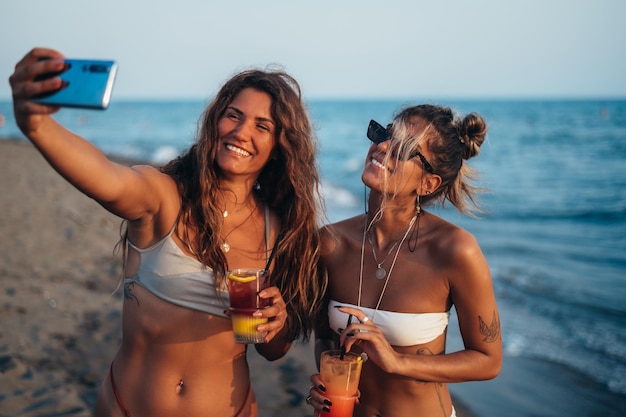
xmin=96 ymin=284 xmax=256 ymax=417
xmin=352 ymin=343 xmax=453 ymax=417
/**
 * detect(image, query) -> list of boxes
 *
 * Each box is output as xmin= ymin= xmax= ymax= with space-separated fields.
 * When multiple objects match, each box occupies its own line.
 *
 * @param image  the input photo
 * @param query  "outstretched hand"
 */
xmin=9 ymin=48 xmax=67 ymax=135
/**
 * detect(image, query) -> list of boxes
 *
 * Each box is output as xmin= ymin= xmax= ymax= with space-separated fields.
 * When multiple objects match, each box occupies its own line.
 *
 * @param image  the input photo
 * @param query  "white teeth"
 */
xmin=226 ymin=144 xmax=251 ymax=157
xmin=371 ymin=158 xmax=387 ymax=170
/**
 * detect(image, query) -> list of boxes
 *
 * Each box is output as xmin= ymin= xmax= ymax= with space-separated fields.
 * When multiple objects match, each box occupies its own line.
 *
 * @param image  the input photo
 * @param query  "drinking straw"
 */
xmin=340 ymin=314 xmax=353 ymax=360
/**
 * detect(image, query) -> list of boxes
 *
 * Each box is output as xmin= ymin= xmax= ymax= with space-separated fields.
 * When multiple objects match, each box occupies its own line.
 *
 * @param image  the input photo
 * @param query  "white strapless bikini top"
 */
xmin=328 ymin=299 xmax=450 ymax=346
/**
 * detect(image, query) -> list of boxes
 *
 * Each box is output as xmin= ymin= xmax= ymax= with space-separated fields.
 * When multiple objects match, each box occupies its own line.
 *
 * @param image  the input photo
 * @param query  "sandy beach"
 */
xmin=0 ymin=139 xmax=477 ymax=417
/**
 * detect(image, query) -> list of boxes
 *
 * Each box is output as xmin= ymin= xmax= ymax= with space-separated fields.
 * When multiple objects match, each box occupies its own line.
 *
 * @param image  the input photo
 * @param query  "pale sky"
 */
xmin=2 ymin=0 xmax=625 ymax=100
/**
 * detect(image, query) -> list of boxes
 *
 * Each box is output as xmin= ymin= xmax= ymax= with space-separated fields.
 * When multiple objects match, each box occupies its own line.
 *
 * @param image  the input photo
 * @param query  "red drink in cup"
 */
xmin=318 ymin=350 xmax=363 ymax=417
xmin=319 ymin=393 xmax=359 ymax=417
xmin=227 ymin=269 xmax=270 ymax=344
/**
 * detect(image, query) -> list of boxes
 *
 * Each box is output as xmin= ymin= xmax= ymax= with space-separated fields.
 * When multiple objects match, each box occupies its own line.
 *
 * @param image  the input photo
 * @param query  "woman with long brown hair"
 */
xmin=10 ymin=47 xmax=325 ymax=417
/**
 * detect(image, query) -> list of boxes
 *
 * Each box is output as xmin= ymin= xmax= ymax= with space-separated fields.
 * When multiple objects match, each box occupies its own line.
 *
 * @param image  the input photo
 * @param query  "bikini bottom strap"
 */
xmin=233 ymin=382 xmax=252 ymax=417
xmin=109 ymin=363 xmax=132 ymax=417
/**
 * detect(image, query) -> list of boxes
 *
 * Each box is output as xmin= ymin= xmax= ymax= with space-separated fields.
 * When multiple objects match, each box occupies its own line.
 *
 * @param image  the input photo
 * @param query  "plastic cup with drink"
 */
xmin=226 ymin=268 xmax=270 ymax=344
xmin=318 ymin=349 xmax=363 ymax=417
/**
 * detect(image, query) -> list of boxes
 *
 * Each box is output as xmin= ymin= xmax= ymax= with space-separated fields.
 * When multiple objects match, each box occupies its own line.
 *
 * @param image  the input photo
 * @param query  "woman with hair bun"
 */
xmin=307 ymin=104 xmax=502 ymax=417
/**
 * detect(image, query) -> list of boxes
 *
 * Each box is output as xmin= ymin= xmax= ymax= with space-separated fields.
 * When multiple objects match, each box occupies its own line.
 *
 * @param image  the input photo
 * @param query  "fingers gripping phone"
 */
xmin=33 ymin=59 xmax=118 ymax=110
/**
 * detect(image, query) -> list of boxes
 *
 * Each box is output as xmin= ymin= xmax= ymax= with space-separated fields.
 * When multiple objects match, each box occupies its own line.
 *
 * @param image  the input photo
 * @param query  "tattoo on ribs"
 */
xmin=414 ymin=347 xmax=434 ymax=383
xmin=435 ymin=382 xmax=447 ymax=417
xmin=416 ymin=347 xmax=435 ymax=356
xmin=124 ymin=281 xmax=140 ymax=306
xmin=478 ymin=311 xmax=500 ymax=343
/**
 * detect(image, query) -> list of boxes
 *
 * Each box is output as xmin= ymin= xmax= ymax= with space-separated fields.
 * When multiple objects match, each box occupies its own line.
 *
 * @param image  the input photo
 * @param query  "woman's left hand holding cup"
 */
xmin=255 ymin=286 xmax=287 ymax=342
xmin=306 ymin=373 xmax=331 ymax=415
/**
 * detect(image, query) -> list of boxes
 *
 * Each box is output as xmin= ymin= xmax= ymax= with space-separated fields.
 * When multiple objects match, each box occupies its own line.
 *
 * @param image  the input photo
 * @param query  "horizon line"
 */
xmin=1 ymin=95 xmax=626 ymax=103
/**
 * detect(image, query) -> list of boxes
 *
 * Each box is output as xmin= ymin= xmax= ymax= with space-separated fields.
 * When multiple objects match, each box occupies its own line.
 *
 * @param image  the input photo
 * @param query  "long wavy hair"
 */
xmin=154 ymin=69 xmax=326 ymax=341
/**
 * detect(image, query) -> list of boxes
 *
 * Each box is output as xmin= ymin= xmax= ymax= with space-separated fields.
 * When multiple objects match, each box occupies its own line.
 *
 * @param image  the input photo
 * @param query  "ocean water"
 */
xmin=1 ymin=98 xmax=625 ymax=416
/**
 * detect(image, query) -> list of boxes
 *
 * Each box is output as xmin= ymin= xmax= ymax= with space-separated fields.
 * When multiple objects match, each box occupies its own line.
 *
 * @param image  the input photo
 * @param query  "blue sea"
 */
xmin=1 ymin=98 xmax=625 ymax=417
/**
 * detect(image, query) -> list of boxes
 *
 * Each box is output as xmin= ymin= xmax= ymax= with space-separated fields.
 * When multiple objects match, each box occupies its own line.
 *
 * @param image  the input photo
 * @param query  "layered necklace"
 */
xmin=357 ymin=210 xmax=420 ymax=318
xmin=368 ymin=227 xmax=407 ymax=280
xmin=221 ymin=199 xmax=256 ymax=253
xmin=222 ymin=200 xmax=250 ymax=218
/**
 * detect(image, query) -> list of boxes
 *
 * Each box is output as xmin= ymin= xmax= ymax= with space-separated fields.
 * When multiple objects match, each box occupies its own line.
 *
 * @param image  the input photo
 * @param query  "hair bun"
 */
xmin=458 ymin=112 xmax=487 ymax=160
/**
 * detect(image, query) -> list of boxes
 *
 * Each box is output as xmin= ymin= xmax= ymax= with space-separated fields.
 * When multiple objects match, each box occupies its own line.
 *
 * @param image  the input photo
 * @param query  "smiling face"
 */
xmin=362 ymin=116 xmax=439 ymax=198
xmin=216 ymin=88 xmax=276 ymax=181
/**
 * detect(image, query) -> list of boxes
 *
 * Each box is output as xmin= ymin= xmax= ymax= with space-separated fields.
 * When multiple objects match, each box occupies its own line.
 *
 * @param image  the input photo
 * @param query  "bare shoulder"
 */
xmin=428 ymin=213 xmax=484 ymax=268
xmin=320 ymin=215 xmax=365 ymax=259
xmin=130 ymin=164 xmax=167 ymax=179
xmin=426 ymin=214 xmax=493 ymax=299
xmin=130 ymin=164 xmax=178 ymax=193
xmin=123 ymin=165 xmax=180 ymax=237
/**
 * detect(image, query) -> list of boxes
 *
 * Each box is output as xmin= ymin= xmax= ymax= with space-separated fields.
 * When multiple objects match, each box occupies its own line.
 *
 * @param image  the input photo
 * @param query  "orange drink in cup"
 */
xmin=227 ymin=269 xmax=270 ymax=344
xmin=318 ymin=350 xmax=363 ymax=417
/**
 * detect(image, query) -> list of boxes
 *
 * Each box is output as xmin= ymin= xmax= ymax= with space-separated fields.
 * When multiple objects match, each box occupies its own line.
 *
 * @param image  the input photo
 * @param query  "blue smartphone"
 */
xmin=33 ymin=59 xmax=118 ymax=110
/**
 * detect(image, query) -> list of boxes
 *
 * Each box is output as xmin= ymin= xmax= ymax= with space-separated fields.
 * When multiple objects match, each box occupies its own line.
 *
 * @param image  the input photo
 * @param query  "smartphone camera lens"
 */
xmin=89 ymin=64 xmax=109 ymax=73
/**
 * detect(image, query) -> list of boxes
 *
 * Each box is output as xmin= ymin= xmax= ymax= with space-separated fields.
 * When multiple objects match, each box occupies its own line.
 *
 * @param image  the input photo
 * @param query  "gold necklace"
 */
xmin=357 ymin=212 xmax=418 ymax=319
xmin=222 ymin=198 xmax=252 ymax=218
xmin=221 ymin=203 xmax=257 ymax=253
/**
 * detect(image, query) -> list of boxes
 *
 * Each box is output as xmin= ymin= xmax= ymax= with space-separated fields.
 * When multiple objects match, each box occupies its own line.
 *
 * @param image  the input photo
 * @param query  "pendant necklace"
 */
xmin=367 ymin=232 xmax=402 ymax=280
xmin=222 ymin=199 xmax=251 ymax=218
xmin=367 ymin=213 xmax=418 ymax=280
xmin=358 ymin=211 xmax=419 ymax=320
xmin=221 ymin=202 xmax=256 ymax=253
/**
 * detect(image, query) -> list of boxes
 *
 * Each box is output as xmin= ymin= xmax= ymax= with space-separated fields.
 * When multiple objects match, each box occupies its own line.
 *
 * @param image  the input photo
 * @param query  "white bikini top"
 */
xmin=124 ymin=203 xmax=274 ymax=318
xmin=125 ymin=228 xmax=230 ymax=318
xmin=328 ymin=299 xmax=450 ymax=347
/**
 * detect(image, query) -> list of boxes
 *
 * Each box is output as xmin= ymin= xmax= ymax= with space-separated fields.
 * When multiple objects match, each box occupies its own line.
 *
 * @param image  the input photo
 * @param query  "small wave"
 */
xmin=151 ymin=146 xmax=179 ymax=165
xmin=320 ymin=182 xmax=359 ymax=208
xmin=496 ymin=264 xmax=626 ymax=317
xmin=501 ymin=309 xmax=626 ymax=395
xmin=494 ymin=207 xmax=626 ymax=223
xmin=496 ymin=263 xmax=626 ymax=395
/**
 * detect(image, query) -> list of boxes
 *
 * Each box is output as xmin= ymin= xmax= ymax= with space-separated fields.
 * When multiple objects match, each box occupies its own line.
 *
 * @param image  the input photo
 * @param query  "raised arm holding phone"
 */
xmin=10 ymin=47 xmax=326 ymax=417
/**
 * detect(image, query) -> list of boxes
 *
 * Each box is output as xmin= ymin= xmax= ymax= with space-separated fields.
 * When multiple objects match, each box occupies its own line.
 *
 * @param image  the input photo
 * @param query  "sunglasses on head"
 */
xmin=366 ymin=120 xmax=435 ymax=174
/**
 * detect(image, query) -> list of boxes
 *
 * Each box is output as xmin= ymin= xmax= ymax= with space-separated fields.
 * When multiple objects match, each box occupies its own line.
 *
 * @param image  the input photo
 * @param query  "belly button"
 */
xmin=176 ymin=379 xmax=184 ymax=394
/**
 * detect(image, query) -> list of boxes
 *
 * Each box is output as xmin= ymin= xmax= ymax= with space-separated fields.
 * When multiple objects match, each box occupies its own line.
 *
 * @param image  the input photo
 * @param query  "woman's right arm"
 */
xmin=10 ymin=48 xmax=162 ymax=221
xmin=313 ymin=226 xmax=340 ymax=369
